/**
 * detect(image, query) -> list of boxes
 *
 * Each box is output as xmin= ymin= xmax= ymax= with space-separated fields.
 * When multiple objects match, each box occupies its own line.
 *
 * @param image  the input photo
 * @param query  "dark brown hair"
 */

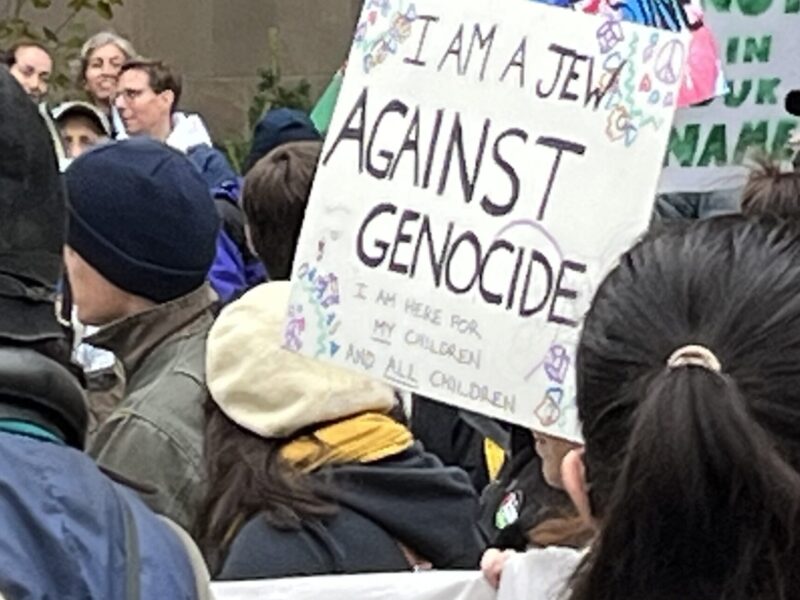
xmin=197 ymin=399 xmax=337 ymax=574
xmin=242 ymin=140 xmax=322 ymax=279
xmin=571 ymin=217 xmax=800 ymax=600
xmin=3 ymin=40 xmax=51 ymax=67
xmin=528 ymin=513 xmax=593 ymax=549
xmin=741 ymin=157 xmax=800 ymax=220
xmin=119 ymin=58 xmax=182 ymax=111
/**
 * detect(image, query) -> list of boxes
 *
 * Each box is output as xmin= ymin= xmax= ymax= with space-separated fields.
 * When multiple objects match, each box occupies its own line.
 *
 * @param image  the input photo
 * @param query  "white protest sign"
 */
xmin=210 ymin=549 xmax=581 ymax=600
xmin=211 ymin=570 xmax=495 ymax=600
xmin=285 ymin=0 xmax=684 ymax=442
xmin=659 ymin=0 xmax=800 ymax=193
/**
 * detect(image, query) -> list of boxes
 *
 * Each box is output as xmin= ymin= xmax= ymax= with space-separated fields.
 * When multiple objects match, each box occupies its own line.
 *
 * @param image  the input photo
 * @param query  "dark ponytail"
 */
xmin=573 ymin=367 xmax=800 ymax=600
xmin=572 ymin=218 xmax=800 ymax=600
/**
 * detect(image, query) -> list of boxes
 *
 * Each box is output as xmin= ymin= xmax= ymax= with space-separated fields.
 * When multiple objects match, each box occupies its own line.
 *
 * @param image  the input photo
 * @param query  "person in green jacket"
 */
xmin=64 ymin=138 xmax=220 ymax=532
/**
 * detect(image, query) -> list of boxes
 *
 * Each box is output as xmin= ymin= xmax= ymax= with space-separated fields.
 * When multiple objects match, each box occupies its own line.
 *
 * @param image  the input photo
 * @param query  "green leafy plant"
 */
xmin=0 ymin=0 xmax=124 ymax=99
xmin=222 ymin=27 xmax=313 ymax=173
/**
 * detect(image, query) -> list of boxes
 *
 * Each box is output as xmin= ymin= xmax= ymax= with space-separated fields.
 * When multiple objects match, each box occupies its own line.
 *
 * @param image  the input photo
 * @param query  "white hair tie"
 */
xmin=667 ymin=345 xmax=722 ymax=374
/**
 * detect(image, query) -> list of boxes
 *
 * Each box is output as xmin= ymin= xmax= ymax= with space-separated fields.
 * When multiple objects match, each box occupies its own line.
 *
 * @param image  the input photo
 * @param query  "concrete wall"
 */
xmin=11 ymin=0 xmax=362 ymax=140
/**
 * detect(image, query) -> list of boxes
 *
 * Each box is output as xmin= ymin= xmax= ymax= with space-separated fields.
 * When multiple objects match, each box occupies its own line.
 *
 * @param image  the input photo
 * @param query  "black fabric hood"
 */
xmin=0 ymin=68 xmax=65 ymax=342
xmin=328 ymin=442 xmax=486 ymax=569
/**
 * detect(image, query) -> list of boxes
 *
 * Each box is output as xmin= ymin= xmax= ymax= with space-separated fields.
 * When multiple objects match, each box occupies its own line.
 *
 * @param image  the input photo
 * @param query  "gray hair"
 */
xmin=79 ymin=31 xmax=137 ymax=81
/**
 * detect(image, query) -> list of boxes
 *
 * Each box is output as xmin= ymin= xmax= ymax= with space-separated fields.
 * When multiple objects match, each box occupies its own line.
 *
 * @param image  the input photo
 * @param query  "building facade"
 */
xmin=13 ymin=0 xmax=362 ymax=140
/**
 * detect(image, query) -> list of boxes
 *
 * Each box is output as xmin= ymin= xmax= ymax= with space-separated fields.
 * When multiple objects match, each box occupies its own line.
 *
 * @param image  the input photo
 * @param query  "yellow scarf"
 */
xmin=280 ymin=412 xmax=413 ymax=472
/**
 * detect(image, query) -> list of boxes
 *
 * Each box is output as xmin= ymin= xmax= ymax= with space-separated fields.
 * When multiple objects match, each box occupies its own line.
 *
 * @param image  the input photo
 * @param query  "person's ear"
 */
xmin=561 ymin=448 xmax=596 ymax=528
xmin=244 ymin=223 xmax=258 ymax=257
xmin=160 ymin=89 xmax=175 ymax=112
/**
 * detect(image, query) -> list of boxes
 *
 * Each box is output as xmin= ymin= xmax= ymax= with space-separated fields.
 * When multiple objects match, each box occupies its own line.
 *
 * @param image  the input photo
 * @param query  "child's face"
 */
xmin=60 ymin=115 xmax=106 ymax=159
xmin=532 ymin=431 xmax=581 ymax=490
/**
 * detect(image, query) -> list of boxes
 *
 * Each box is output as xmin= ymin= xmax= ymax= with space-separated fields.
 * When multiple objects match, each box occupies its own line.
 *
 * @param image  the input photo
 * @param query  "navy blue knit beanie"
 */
xmin=242 ymin=108 xmax=320 ymax=174
xmin=66 ymin=138 xmax=220 ymax=303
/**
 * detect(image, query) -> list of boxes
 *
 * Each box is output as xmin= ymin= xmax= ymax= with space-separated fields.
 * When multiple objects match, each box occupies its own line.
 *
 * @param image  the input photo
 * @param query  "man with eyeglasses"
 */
xmin=114 ymin=59 xmax=267 ymax=304
xmin=114 ymin=58 xmax=214 ymax=152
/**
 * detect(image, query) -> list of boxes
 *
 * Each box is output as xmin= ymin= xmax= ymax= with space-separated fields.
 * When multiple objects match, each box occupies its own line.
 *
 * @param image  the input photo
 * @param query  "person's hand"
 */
xmin=480 ymin=548 xmax=516 ymax=589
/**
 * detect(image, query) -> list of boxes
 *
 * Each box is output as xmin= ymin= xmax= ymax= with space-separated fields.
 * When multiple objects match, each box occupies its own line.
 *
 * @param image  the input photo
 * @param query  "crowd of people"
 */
xmin=1 ymin=25 xmax=800 ymax=600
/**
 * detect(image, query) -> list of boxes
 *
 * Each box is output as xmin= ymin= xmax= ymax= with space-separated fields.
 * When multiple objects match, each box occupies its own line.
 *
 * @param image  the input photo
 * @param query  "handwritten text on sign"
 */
xmin=660 ymin=0 xmax=800 ymax=193
xmin=286 ymin=0 xmax=684 ymax=442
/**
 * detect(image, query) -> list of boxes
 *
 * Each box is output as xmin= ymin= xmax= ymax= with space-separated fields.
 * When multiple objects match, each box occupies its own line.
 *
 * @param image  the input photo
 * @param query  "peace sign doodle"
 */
xmin=653 ymin=40 xmax=685 ymax=86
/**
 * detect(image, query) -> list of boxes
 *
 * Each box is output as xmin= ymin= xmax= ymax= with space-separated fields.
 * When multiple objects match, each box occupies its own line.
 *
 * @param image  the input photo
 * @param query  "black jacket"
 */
xmin=479 ymin=445 xmax=579 ymax=551
xmin=217 ymin=443 xmax=486 ymax=580
xmin=411 ymin=396 xmax=515 ymax=492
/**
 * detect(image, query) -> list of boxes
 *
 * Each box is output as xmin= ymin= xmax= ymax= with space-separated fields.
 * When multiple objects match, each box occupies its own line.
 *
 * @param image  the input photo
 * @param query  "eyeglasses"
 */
xmin=115 ymin=88 xmax=150 ymax=103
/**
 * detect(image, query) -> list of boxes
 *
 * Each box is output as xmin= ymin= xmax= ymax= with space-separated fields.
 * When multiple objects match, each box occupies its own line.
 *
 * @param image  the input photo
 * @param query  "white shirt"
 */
xmin=116 ymin=112 xmax=212 ymax=153
xmin=497 ymin=547 xmax=585 ymax=600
